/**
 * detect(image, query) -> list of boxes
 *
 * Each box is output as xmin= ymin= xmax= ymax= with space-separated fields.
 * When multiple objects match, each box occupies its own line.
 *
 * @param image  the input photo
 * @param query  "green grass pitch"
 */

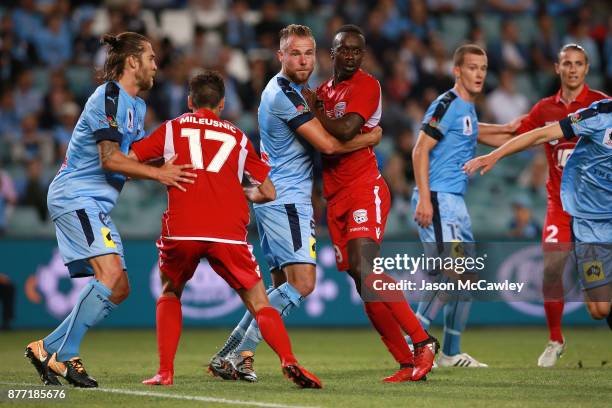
xmin=1 ymin=327 xmax=611 ymax=407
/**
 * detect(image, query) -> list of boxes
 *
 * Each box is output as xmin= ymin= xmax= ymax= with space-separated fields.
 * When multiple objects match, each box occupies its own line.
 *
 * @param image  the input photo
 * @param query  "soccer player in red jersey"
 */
xmin=302 ymin=25 xmax=437 ymax=382
xmin=131 ymin=71 xmax=321 ymax=389
xmin=514 ymin=44 xmax=608 ymax=367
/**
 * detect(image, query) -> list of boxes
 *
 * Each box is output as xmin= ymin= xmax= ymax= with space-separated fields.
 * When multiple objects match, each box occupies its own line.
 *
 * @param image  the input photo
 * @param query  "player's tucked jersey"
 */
xmin=255 ymin=73 xmax=315 ymax=207
xmin=131 ymin=108 xmax=270 ymax=243
xmin=420 ymin=89 xmax=478 ymax=195
xmin=559 ymin=99 xmax=612 ymax=220
xmin=316 ymin=69 xmax=382 ymax=201
xmin=517 ymin=85 xmax=608 ymax=208
xmin=47 ymin=81 xmax=146 ymax=219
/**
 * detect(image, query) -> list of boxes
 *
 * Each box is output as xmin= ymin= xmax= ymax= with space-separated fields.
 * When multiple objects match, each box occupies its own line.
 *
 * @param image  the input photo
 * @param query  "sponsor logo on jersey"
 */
xmin=603 ymin=128 xmax=612 ymax=149
xmin=334 ymin=102 xmax=346 ymax=118
xmin=463 ymin=116 xmax=473 ymax=135
xmin=353 ymin=209 xmax=368 ymax=224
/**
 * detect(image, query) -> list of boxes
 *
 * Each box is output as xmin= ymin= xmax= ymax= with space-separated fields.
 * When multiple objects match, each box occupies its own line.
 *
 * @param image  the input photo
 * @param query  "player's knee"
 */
xmin=291 ymin=278 xmax=315 ymax=297
xmin=587 ymin=302 xmax=610 ymax=320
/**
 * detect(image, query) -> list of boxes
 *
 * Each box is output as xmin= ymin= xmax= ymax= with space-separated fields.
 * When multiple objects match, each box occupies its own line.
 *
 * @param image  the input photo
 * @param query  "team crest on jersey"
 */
xmin=127 ymin=108 xmax=134 ymax=132
xmin=353 ymin=209 xmax=368 ymax=224
xmin=463 ymin=116 xmax=473 ymax=135
xmin=429 ymin=117 xmax=439 ymax=128
xmin=334 ymin=102 xmax=346 ymax=118
xmin=570 ymin=113 xmax=581 ymax=123
xmin=603 ymin=128 xmax=612 ymax=149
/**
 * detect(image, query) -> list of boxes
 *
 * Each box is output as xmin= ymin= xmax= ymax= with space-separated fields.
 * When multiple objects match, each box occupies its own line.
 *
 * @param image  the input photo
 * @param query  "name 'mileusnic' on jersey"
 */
xmin=316 ymin=68 xmax=382 ymax=201
xmin=420 ymin=89 xmax=479 ymax=195
xmin=559 ymin=98 xmax=612 ymax=220
xmin=256 ymin=73 xmax=315 ymax=207
xmin=47 ymin=81 xmax=146 ymax=220
xmin=131 ymin=108 xmax=270 ymax=243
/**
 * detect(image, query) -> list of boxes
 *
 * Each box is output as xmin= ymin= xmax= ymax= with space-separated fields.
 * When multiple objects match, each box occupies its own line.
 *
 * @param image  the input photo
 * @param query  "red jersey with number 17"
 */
xmin=316 ymin=69 xmax=382 ymax=201
xmin=131 ymin=108 xmax=270 ymax=243
xmin=516 ymin=85 xmax=608 ymax=209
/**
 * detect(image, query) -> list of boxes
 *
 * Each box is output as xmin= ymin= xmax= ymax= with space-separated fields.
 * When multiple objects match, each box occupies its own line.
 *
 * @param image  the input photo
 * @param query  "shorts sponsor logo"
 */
xmin=350 ymin=226 xmax=369 ymax=233
xmin=583 ymin=260 xmax=604 ymax=283
xmin=603 ymin=128 xmax=612 ymax=149
xmin=309 ymin=236 xmax=316 ymax=259
xmin=101 ymin=227 xmax=116 ymax=248
xmin=353 ymin=209 xmax=368 ymax=224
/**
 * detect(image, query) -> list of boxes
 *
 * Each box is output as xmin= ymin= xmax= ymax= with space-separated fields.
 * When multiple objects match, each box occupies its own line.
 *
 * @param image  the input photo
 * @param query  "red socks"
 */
xmin=364 ymin=302 xmax=413 ymax=365
xmin=384 ymin=301 xmax=429 ymax=344
xmin=156 ymin=296 xmax=182 ymax=374
xmin=544 ymin=301 xmax=564 ymax=343
xmin=255 ymin=307 xmax=297 ymax=366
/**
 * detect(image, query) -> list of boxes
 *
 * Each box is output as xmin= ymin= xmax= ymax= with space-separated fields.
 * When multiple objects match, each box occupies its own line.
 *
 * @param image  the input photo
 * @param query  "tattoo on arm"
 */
xmin=98 ymin=140 xmax=120 ymax=164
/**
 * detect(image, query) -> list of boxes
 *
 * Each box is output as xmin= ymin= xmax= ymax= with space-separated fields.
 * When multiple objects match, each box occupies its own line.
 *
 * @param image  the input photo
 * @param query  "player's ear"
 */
xmin=277 ymin=49 xmax=283 ymax=63
xmin=554 ymin=62 xmax=560 ymax=75
xmin=218 ymin=98 xmax=225 ymax=113
xmin=187 ymin=95 xmax=194 ymax=111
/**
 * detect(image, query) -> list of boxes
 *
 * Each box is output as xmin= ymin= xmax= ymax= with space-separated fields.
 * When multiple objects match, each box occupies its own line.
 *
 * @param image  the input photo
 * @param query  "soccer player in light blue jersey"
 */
xmin=24 ymin=32 xmax=195 ymax=388
xmin=465 ymin=98 xmax=612 ymax=327
xmin=411 ymin=44 xmax=522 ymax=368
xmin=208 ymin=24 xmax=382 ymax=382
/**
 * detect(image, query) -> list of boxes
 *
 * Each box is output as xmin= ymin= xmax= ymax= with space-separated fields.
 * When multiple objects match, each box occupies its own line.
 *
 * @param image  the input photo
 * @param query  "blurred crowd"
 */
xmin=0 ymin=0 xmax=610 ymax=238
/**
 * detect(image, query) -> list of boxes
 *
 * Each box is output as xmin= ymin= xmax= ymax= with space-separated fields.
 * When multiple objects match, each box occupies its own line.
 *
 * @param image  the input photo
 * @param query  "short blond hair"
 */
xmin=279 ymin=24 xmax=315 ymax=51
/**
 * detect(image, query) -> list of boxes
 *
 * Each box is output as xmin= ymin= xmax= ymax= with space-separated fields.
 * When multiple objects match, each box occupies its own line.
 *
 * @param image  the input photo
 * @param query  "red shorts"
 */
xmin=156 ymin=238 xmax=261 ymax=290
xmin=327 ymin=178 xmax=391 ymax=272
xmin=542 ymin=202 xmax=573 ymax=252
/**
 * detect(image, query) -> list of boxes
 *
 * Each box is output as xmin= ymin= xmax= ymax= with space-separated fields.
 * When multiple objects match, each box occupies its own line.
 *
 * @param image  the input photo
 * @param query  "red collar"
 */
xmin=554 ymin=84 xmax=590 ymax=104
xmin=194 ymin=107 xmax=218 ymax=119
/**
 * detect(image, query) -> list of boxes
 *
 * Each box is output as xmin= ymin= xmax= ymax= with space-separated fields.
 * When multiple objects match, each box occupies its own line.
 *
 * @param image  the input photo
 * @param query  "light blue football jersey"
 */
xmin=419 ymin=89 xmax=479 ymax=195
xmin=254 ymin=73 xmax=315 ymax=207
xmin=47 ymin=81 xmax=146 ymax=219
xmin=559 ymin=98 xmax=612 ymax=220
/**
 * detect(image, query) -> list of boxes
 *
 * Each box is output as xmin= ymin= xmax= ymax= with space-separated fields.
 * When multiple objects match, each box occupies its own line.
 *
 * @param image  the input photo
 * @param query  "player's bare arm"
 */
xmin=296 ymin=119 xmax=381 ymax=155
xmin=464 ymin=122 xmax=563 ymax=176
xmin=477 ymin=115 xmax=526 ymax=147
xmin=412 ymin=131 xmax=438 ymax=228
xmin=98 ymin=140 xmax=196 ymax=191
xmin=243 ymin=176 xmax=276 ymax=204
xmin=301 ymin=88 xmax=365 ymax=141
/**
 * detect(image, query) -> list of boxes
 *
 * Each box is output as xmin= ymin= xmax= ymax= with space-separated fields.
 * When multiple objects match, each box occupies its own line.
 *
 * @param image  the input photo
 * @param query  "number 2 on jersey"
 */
xmin=181 ymin=128 xmax=236 ymax=172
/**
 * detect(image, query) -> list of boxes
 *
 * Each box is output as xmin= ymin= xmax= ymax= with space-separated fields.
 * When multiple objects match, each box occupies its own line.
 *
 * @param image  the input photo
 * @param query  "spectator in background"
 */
xmin=0 ymin=90 xmax=20 ymax=143
xmin=0 ymin=273 xmax=15 ymax=330
xmin=53 ymin=101 xmax=79 ymax=160
xmin=13 ymin=69 xmax=43 ymax=120
xmin=384 ymin=129 xmax=416 ymax=200
xmin=518 ymin=152 xmax=547 ymax=196
xmin=385 ymin=60 xmax=413 ymax=104
xmin=531 ymin=13 xmax=561 ymax=75
xmin=12 ymin=0 xmax=42 ymax=45
xmin=11 ymin=114 xmax=53 ymax=165
xmin=491 ymin=19 xmax=529 ymax=72
xmin=72 ymin=15 xmax=100 ymax=66
xmin=508 ymin=196 xmax=541 ymax=239
xmin=487 ymin=0 xmax=535 ymax=14
xmin=0 ymin=28 xmax=25 ymax=84
xmin=485 ymin=69 xmax=529 ymax=124
xmin=379 ymin=0 xmax=409 ymax=42
xmin=254 ymin=1 xmax=285 ymax=50
xmin=40 ymin=70 xmax=74 ymax=131
xmin=0 ymin=167 xmax=17 ymax=236
xmin=406 ymin=0 xmax=436 ymax=42
xmin=226 ymin=0 xmax=256 ymax=51
xmin=16 ymin=158 xmax=49 ymax=222
xmin=33 ymin=13 xmax=72 ymax=68
xmin=122 ymin=0 xmax=148 ymax=35
xmin=564 ymin=17 xmax=601 ymax=71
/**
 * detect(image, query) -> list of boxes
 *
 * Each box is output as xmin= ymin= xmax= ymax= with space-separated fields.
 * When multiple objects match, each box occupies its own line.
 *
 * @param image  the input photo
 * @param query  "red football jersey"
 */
xmin=131 ymin=108 xmax=270 ymax=243
xmin=516 ymin=85 xmax=608 ymax=209
xmin=316 ymin=69 xmax=382 ymax=201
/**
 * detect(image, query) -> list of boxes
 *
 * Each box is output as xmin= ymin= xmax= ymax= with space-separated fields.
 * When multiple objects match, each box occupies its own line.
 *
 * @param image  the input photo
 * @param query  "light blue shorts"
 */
xmin=572 ymin=217 xmax=612 ymax=291
xmin=254 ymin=203 xmax=316 ymax=272
xmin=53 ymin=207 xmax=125 ymax=278
xmin=411 ymin=190 xmax=475 ymax=272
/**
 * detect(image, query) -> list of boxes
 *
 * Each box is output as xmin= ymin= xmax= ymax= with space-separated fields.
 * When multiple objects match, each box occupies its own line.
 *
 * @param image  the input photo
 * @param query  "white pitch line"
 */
xmin=0 ymin=382 xmax=319 ymax=408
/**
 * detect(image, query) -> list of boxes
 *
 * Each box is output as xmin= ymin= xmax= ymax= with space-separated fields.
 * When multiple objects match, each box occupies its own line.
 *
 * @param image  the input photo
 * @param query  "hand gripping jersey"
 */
xmin=47 ymin=81 xmax=146 ymax=219
xmin=316 ymin=69 xmax=382 ymax=201
xmin=131 ymin=108 xmax=270 ymax=243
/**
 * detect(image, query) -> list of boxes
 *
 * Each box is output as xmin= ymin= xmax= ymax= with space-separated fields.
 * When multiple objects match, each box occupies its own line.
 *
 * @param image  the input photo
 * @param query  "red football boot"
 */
xmin=282 ymin=364 xmax=322 ymax=389
xmin=382 ymin=365 xmax=414 ymax=383
xmin=142 ymin=371 xmax=173 ymax=385
xmin=412 ymin=334 xmax=439 ymax=381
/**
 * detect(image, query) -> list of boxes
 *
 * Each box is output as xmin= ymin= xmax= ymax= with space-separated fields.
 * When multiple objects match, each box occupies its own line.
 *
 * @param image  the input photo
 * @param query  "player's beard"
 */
xmin=136 ymin=70 xmax=154 ymax=92
xmin=286 ymin=68 xmax=312 ymax=86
